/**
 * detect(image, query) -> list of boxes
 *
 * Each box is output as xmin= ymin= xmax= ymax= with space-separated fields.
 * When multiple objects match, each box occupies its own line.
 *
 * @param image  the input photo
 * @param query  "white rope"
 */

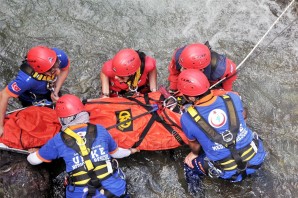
xmin=210 ymin=0 xmax=296 ymax=89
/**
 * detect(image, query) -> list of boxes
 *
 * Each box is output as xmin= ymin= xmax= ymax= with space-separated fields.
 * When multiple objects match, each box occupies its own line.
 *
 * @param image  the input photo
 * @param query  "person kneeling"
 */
xmin=27 ymin=94 xmax=139 ymax=198
xmin=177 ymin=69 xmax=266 ymax=183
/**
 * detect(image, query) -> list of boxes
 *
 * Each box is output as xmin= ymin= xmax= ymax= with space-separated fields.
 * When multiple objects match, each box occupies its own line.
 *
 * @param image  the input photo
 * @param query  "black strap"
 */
xmin=158 ymin=116 xmax=185 ymax=146
xmin=129 ymin=95 xmax=157 ymax=148
xmin=222 ymin=95 xmax=240 ymax=138
xmin=61 ymin=123 xmax=97 ymax=155
xmin=136 ymin=50 xmax=146 ymax=75
xmin=210 ymin=51 xmax=219 ymax=73
xmin=162 ymin=109 xmax=182 ymax=131
xmin=62 ymin=124 xmax=117 ymax=198
xmin=20 ymin=62 xmax=34 ymax=75
xmin=126 ymin=95 xmax=152 ymax=111
xmin=186 ymin=95 xmax=239 ymax=147
xmin=187 ymin=95 xmax=250 ymax=173
xmin=132 ymin=112 xmax=157 ymax=148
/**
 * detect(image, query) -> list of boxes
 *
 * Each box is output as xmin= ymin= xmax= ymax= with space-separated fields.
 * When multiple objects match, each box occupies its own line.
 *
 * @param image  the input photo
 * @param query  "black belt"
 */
xmin=214 ymin=138 xmax=259 ymax=171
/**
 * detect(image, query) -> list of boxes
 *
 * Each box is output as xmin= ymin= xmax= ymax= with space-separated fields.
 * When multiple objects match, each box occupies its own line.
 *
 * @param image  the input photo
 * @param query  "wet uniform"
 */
xmin=5 ymin=48 xmax=69 ymax=105
xmin=37 ymin=124 xmax=126 ymax=198
xmin=168 ymin=46 xmax=237 ymax=91
xmin=181 ymin=92 xmax=266 ymax=182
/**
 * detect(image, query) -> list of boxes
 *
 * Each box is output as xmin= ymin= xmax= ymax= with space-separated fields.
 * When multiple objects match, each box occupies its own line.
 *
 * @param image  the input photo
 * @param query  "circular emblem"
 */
xmin=208 ymin=109 xmax=227 ymax=128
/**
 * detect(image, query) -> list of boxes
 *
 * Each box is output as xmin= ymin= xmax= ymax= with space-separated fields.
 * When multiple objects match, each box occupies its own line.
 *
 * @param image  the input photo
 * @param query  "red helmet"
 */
xmin=177 ymin=69 xmax=210 ymax=96
xmin=178 ymin=43 xmax=211 ymax=69
xmin=55 ymin=94 xmax=85 ymax=118
xmin=26 ymin=46 xmax=57 ymax=73
xmin=112 ymin=49 xmax=141 ymax=76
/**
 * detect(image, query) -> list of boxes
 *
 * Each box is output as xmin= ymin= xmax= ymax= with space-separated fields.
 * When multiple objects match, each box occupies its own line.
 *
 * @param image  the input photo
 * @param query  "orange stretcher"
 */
xmin=0 ymin=92 xmax=188 ymax=151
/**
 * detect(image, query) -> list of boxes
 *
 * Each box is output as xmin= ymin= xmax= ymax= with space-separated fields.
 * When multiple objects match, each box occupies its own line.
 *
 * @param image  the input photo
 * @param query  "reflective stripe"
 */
xmin=127 ymin=67 xmax=142 ymax=90
xmin=217 ymin=140 xmax=258 ymax=171
xmin=220 ymin=159 xmax=234 ymax=165
xmin=187 ymin=106 xmax=201 ymax=122
xmin=31 ymin=71 xmax=56 ymax=81
xmin=224 ymin=165 xmax=238 ymax=171
xmin=71 ymin=162 xmax=112 ymax=185
xmin=64 ymin=128 xmax=94 ymax=170
xmin=20 ymin=63 xmax=56 ymax=82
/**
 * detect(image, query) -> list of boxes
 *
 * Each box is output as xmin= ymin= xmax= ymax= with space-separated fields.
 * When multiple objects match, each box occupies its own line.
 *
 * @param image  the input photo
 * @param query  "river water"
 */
xmin=0 ymin=0 xmax=297 ymax=197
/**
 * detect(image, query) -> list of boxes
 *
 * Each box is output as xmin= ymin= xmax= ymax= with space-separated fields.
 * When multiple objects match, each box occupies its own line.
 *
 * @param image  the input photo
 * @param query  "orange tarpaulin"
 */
xmin=1 ymin=92 xmax=188 ymax=150
xmin=1 ymin=106 xmax=61 ymax=149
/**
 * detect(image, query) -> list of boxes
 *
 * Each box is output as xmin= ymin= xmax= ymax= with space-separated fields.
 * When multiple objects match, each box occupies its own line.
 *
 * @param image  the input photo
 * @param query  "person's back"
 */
xmin=177 ymin=69 xmax=266 ymax=183
xmin=27 ymin=94 xmax=139 ymax=197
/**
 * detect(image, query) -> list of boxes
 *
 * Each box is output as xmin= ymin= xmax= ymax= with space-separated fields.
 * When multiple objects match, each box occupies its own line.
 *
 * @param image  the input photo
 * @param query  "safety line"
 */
xmin=210 ymin=0 xmax=296 ymax=89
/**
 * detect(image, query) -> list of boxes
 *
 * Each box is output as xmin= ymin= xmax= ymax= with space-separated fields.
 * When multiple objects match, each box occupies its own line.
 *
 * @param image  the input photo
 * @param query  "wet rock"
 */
xmin=0 ymin=151 xmax=51 ymax=198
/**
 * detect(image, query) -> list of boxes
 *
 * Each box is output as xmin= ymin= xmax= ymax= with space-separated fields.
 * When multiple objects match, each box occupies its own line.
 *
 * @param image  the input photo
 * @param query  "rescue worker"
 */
xmin=0 ymin=46 xmax=70 ymax=136
xmin=168 ymin=42 xmax=237 ymax=93
xmin=177 ymin=69 xmax=266 ymax=183
xmin=100 ymin=48 xmax=157 ymax=97
xmin=27 ymin=94 xmax=139 ymax=198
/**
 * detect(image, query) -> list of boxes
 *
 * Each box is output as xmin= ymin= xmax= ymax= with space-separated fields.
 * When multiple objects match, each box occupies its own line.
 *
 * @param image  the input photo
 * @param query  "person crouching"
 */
xmin=27 ymin=94 xmax=139 ymax=197
xmin=177 ymin=69 xmax=266 ymax=183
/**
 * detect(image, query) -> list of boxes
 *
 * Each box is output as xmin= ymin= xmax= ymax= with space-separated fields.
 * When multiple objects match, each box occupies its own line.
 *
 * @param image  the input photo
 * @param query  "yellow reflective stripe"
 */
xmin=32 ymin=72 xmax=55 ymax=81
xmin=132 ymin=67 xmax=141 ymax=87
xmin=187 ymin=106 xmax=201 ymax=122
xmin=85 ymin=159 xmax=94 ymax=170
xmin=72 ymin=171 xmax=87 ymax=176
xmin=242 ymin=152 xmax=255 ymax=162
xmin=63 ymin=128 xmax=94 ymax=170
xmin=94 ymin=164 xmax=107 ymax=171
xmin=222 ymin=95 xmax=230 ymax=99
xmin=127 ymin=67 xmax=141 ymax=88
xmin=32 ymin=72 xmax=39 ymax=78
xmin=241 ymin=147 xmax=253 ymax=158
xmin=220 ymin=159 xmax=235 ymax=166
xmin=223 ymin=165 xmax=238 ymax=171
xmin=97 ymin=172 xmax=111 ymax=179
xmin=73 ymin=178 xmax=90 ymax=185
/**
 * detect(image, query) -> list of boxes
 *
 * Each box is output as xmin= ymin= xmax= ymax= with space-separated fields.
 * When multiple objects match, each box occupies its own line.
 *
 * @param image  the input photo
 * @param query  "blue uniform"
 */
xmin=6 ymin=48 xmax=69 ymax=104
xmin=169 ymin=46 xmax=237 ymax=91
xmin=174 ymin=47 xmax=227 ymax=81
xmin=37 ymin=124 xmax=126 ymax=198
xmin=181 ymin=92 xmax=266 ymax=181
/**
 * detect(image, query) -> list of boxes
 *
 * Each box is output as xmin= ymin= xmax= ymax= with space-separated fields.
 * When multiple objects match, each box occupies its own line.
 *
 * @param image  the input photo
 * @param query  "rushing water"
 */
xmin=0 ymin=0 xmax=297 ymax=197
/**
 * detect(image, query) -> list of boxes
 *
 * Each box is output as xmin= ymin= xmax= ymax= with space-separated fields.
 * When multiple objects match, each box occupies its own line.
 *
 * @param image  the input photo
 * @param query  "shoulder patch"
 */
xmin=11 ymin=82 xmax=21 ymax=92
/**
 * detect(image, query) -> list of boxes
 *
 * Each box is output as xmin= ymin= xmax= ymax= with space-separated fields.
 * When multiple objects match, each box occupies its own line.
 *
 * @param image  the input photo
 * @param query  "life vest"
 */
xmin=20 ymin=62 xmax=56 ymax=82
xmin=62 ymin=124 xmax=116 ymax=198
xmin=186 ymin=95 xmax=258 ymax=178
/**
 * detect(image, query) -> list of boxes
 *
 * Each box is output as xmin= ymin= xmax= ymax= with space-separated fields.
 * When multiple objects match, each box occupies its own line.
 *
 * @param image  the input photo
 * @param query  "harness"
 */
xmin=61 ymin=124 xmax=117 ymax=198
xmin=126 ymin=51 xmax=146 ymax=93
xmin=186 ymin=95 xmax=259 ymax=179
xmin=20 ymin=62 xmax=57 ymax=95
xmin=127 ymin=94 xmax=185 ymax=147
xmin=20 ymin=62 xmax=56 ymax=82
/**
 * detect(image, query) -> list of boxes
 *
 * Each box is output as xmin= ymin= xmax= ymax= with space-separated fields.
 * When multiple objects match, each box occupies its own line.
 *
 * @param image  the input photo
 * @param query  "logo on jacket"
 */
xmin=208 ymin=109 xmax=227 ymax=128
xmin=115 ymin=109 xmax=133 ymax=132
xmin=11 ymin=82 xmax=21 ymax=92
